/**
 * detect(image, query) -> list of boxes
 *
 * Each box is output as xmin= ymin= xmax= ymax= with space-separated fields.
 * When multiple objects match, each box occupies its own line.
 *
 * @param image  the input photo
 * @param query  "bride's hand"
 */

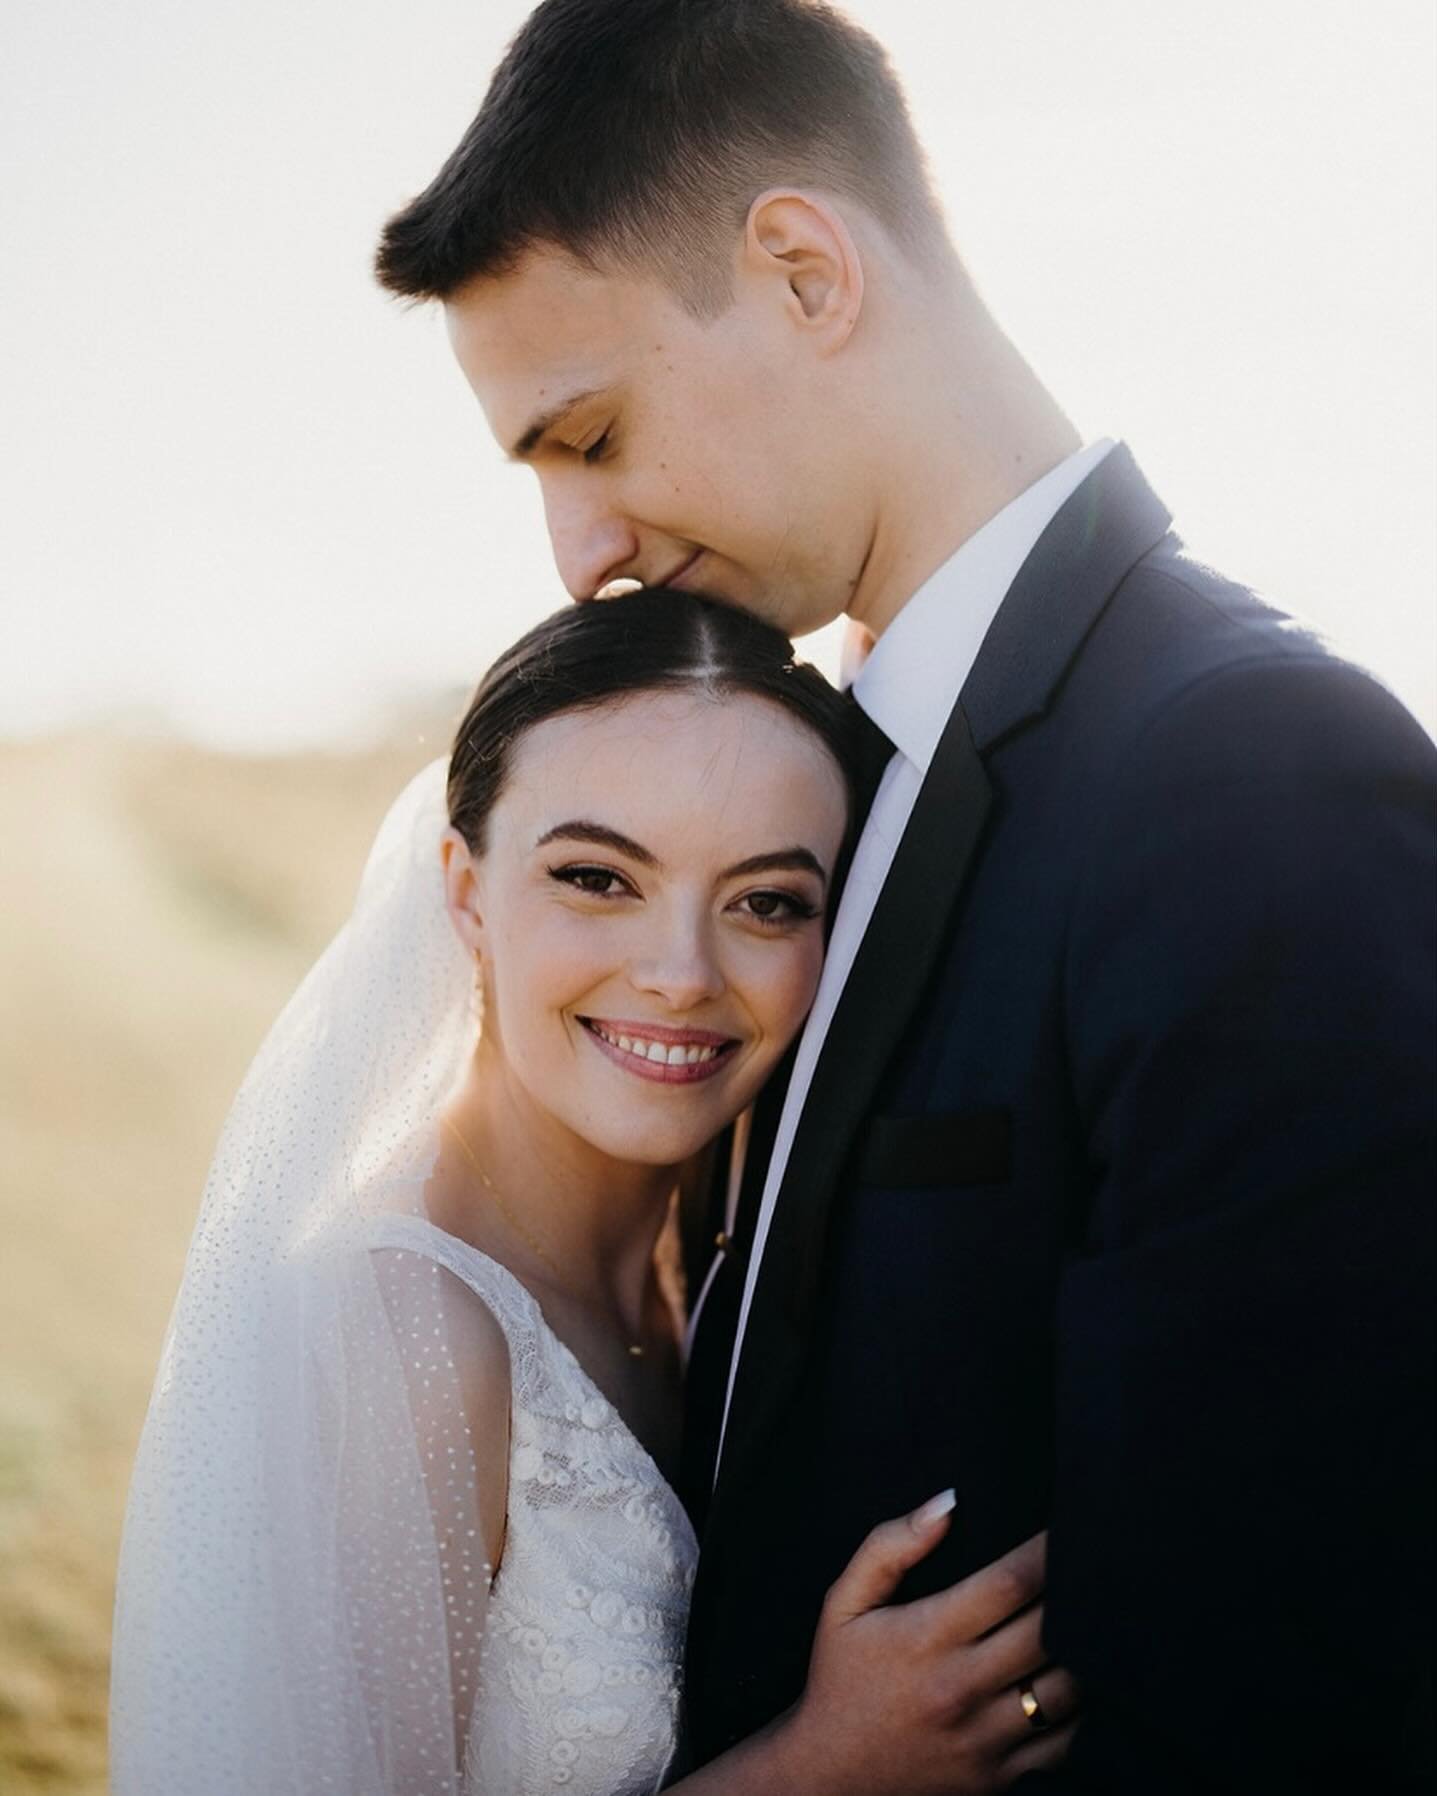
xmin=775 ymin=1496 xmax=1079 ymax=1794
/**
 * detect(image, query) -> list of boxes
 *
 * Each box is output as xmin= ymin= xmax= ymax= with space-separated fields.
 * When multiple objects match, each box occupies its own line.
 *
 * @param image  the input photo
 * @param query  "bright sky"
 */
xmin=2 ymin=0 xmax=1433 ymax=746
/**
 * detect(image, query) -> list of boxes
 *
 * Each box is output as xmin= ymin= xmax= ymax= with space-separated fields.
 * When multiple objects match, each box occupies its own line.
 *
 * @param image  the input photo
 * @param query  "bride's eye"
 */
xmin=731 ymin=888 xmax=820 ymax=927
xmin=548 ymin=863 xmax=633 ymax=899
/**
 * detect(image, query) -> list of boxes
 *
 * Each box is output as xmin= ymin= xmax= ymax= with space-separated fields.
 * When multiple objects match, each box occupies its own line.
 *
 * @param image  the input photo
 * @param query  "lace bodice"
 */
xmin=368 ymin=1213 xmax=698 ymax=1796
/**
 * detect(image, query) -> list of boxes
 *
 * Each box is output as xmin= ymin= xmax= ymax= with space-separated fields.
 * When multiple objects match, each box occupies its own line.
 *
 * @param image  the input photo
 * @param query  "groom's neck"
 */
xmin=849 ymin=277 xmax=1081 ymax=638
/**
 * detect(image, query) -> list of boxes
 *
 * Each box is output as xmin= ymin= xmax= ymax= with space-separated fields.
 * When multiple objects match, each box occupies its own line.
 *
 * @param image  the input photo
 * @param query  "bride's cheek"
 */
xmin=764 ymin=937 xmax=827 ymax=1042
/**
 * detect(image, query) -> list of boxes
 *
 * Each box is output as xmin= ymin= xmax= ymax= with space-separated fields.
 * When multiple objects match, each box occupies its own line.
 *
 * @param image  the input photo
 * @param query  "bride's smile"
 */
xmin=576 ymin=1017 xmax=738 ymax=1082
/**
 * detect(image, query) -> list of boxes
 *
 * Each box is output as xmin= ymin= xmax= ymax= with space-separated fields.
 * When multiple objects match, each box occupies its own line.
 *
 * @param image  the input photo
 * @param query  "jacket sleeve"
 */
xmin=1046 ymin=655 xmax=1436 ymax=1795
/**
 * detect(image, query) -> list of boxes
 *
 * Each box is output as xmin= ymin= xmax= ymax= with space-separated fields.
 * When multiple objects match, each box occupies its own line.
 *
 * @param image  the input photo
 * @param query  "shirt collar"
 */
xmin=853 ymin=439 xmax=1115 ymax=773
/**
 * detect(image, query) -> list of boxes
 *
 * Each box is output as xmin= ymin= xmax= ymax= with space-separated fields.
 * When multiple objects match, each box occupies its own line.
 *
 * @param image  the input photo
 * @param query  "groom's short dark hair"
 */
xmin=374 ymin=0 xmax=947 ymax=315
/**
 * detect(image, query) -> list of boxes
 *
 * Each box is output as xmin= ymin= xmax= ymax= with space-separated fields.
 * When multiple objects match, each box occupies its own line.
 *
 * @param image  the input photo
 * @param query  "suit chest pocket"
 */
xmin=853 ymin=1107 xmax=1012 ymax=1189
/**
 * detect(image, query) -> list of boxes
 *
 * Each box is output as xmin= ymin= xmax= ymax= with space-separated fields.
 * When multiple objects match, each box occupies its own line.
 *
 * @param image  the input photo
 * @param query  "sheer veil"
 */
xmin=110 ymin=758 xmax=497 ymax=1793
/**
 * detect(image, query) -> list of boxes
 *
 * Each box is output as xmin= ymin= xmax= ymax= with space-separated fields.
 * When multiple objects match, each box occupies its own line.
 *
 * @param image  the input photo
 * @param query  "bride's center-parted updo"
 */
xmin=110 ymin=588 xmax=863 ymax=1796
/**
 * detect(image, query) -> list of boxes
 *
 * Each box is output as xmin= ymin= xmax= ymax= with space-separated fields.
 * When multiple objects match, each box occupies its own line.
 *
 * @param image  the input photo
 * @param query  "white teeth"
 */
xmin=590 ymin=1022 xmax=725 ymax=1066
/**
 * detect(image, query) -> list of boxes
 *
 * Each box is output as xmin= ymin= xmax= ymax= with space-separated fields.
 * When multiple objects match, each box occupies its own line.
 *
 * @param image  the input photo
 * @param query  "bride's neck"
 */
xmin=433 ymin=1058 xmax=678 ymax=1320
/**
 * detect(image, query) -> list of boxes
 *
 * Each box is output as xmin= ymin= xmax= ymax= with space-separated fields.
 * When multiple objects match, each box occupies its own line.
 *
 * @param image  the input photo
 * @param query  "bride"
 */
xmin=110 ymin=590 xmax=1075 ymax=1794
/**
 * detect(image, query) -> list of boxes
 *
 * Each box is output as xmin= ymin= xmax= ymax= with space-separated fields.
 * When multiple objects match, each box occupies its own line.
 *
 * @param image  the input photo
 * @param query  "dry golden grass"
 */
xmin=0 ymin=718 xmax=456 ymax=1793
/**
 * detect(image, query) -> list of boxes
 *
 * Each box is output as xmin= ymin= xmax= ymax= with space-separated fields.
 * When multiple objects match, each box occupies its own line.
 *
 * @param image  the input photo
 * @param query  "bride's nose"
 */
xmin=627 ymin=911 xmax=726 ymax=1012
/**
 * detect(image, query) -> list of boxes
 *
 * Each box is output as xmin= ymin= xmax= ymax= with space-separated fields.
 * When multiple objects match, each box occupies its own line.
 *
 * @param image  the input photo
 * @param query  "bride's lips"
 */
xmin=578 ymin=1015 xmax=739 ymax=1085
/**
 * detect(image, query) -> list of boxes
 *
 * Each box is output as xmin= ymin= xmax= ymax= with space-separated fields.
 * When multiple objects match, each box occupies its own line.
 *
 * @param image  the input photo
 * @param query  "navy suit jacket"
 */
xmin=677 ymin=447 xmax=1436 ymax=1793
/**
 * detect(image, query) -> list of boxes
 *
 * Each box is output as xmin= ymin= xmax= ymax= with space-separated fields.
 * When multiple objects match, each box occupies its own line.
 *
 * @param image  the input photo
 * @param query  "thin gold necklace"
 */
xmin=440 ymin=1116 xmax=647 ymax=1358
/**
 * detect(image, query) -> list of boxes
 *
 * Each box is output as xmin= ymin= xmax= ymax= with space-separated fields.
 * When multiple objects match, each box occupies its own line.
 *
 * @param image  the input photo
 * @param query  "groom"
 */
xmin=376 ymin=1 xmax=1436 ymax=1789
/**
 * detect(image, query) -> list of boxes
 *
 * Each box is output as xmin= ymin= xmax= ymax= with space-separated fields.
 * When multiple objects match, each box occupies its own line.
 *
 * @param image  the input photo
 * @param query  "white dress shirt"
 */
xmin=705 ymin=439 xmax=1114 ymax=1472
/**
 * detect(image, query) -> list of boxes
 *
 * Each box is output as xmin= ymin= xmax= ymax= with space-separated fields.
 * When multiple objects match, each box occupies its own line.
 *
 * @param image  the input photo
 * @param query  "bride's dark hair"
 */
xmin=448 ymin=588 xmax=864 ymax=853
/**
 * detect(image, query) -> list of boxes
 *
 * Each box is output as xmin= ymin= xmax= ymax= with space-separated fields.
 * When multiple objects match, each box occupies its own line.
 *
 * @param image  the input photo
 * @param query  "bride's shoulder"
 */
xmin=366 ymin=1214 xmax=517 ymax=1366
xmin=364 ymin=1206 xmax=531 ymax=1324
xmin=364 ymin=1217 xmax=513 ymax=1566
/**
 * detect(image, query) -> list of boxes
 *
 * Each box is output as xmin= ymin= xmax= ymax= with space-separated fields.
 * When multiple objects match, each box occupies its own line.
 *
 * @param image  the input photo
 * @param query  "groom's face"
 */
xmin=445 ymin=246 xmax=870 ymax=636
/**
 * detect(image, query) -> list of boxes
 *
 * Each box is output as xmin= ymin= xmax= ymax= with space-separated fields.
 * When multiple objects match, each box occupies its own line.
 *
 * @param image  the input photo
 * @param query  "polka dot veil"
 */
xmin=110 ymin=759 xmax=494 ymax=1793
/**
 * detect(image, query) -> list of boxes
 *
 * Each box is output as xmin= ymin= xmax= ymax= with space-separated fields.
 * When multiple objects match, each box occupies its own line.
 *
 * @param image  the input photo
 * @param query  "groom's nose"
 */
xmin=541 ymin=479 xmax=641 ymax=600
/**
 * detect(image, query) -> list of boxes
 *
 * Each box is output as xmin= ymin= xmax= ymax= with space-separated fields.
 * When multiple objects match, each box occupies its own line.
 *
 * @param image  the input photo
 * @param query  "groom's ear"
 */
xmin=441 ymin=827 xmax=487 ymax=956
xmin=743 ymin=190 xmax=864 ymax=352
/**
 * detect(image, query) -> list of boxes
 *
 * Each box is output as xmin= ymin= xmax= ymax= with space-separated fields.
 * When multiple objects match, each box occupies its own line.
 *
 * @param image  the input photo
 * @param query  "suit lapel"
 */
xmin=712 ymin=700 xmax=993 ymax=1500
xmin=706 ymin=444 xmax=1173 ymax=1521
xmin=961 ymin=443 xmax=1172 ymax=751
xmin=678 ymin=1047 xmax=800 ymax=1514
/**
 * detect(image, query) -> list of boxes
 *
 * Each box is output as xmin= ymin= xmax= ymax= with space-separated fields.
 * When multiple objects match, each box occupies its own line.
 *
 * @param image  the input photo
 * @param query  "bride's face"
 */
xmin=445 ymin=688 xmax=849 ymax=1168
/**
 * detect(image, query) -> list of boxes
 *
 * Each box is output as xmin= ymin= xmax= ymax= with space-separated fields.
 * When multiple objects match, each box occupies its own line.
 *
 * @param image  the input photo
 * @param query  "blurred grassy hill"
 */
xmin=0 ymin=716 xmax=456 ymax=1794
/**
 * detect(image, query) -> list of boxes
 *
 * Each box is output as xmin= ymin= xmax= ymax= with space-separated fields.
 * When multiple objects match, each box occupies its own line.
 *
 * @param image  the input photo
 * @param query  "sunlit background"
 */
xmin=1 ymin=2 xmax=1433 ymax=1790
xmin=3 ymin=0 xmax=1434 ymax=743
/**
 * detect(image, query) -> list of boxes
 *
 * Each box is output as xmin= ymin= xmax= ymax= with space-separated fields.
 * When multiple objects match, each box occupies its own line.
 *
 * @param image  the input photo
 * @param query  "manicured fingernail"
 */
xmin=912 ymin=1488 xmax=957 ymax=1529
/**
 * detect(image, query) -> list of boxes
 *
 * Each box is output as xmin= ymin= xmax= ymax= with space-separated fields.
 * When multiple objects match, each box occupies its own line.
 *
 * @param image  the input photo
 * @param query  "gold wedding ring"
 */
xmin=1018 ymin=1682 xmax=1050 ymax=1731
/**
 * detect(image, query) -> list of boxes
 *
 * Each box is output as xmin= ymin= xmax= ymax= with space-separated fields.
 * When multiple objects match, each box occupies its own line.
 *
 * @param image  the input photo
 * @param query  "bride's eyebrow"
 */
xmin=535 ymin=826 xmax=827 ymax=886
xmin=722 ymin=849 xmax=828 ymax=885
xmin=536 ymin=821 xmax=659 ymax=865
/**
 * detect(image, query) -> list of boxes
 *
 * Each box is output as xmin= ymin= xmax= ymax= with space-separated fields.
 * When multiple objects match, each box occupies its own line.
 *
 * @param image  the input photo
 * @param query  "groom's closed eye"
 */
xmin=509 ymin=387 xmax=612 ymax=462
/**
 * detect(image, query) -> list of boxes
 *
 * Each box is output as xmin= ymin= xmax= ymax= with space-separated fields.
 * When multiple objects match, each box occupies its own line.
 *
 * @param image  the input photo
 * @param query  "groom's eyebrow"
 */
xmin=510 ymin=387 xmax=607 ymax=461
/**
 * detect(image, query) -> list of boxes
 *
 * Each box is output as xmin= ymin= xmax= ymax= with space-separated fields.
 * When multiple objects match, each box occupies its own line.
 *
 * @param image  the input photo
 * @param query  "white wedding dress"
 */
xmin=368 ymin=1212 xmax=698 ymax=1796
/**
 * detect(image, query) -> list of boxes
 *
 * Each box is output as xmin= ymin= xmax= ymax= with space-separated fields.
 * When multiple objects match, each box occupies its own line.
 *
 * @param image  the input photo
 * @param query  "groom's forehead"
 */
xmin=447 ymin=250 xmax=666 ymax=375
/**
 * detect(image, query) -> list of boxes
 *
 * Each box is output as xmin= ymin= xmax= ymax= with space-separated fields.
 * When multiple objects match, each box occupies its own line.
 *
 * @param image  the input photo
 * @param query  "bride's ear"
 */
xmin=441 ymin=827 xmax=487 ymax=957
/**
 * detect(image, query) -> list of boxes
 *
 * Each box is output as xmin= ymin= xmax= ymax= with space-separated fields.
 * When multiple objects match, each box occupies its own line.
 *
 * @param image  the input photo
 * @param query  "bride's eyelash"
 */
xmin=547 ymin=862 xmax=633 ymax=897
xmin=582 ymin=429 xmax=612 ymax=466
xmin=547 ymin=866 xmax=820 ymax=925
xmin=735 ymin=889 xmax=821 ymax=927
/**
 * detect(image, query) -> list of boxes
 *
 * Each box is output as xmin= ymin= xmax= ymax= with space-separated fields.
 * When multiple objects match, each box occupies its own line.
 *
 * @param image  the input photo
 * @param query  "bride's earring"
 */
xmin=472 ymin=953 xmax=486 ymax=1034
